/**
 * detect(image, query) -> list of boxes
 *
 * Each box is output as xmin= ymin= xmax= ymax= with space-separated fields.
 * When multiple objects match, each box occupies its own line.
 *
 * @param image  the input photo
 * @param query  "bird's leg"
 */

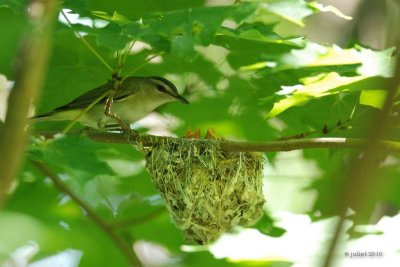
xmin=104 ymin=94 xmax=138 ymax=140
xmin=104 ymin=95 xmax=128 ymax=131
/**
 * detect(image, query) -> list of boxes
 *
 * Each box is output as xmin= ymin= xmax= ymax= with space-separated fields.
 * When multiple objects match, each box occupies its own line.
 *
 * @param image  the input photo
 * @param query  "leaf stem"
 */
xmin=60 ymin=10 xmax=115 ymax=74
xmin=62 ymin=90 xmax=112 ymax=134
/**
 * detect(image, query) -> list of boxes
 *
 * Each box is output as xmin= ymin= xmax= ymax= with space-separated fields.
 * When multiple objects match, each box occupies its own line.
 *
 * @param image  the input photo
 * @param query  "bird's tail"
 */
xmin=29 ymin=112 xmax=54 ymax=123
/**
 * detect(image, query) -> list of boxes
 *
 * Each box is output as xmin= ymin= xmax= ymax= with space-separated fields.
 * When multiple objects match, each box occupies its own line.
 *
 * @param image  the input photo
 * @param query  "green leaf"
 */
xmin=37 ymin=28 xmax=111 ymax=114
xmin=85 ymin=0 xmax=205 ymax=19
xmin=356 ymin=47 xmax=395 ymax=77
xmin=255 ymin=0 xmax=315 ymax=27
xmin=82 ymin=4 xmax=257 ymax=57
xmin=92 ymin=10 xmax=131 ymax=24
xmin=96 ymin=23 xmax=132 ymax=51
xmin=359 ymin=90 xmax=387 ymax=109
xmin=164 ymin=76 xmax=276 ymax=141
xmin=246 ymin=0 xmax=350 ymax=27
xmin=309 ymin=1 xmax=352 ymax=20
xmin=0 ymin=0 xmax=29 ymax=14
xmin=29 ymin=135 xmax=114 ymax=182
xmin=280 ymin=43 xmax=361 ymax=68
xmin=305 ymin=149 xmax=349 ymax=218
xmin=267 ymin=72 xmax=366 ymax=118
xmin=132 ymin=4 xmax=256 ymax=59
xmin=128 ymin=212 xmax=183 ymax=251
xmin=171 ymin=34 xmax=195 ymax=59
xmin=267 ymin=72 xmax=387 ymax=118
xmin=0 ymin=7 xmax=29 ymax=78
xmin=240 ymin=43 xmax=395 ymax=79
xmin=62 ymin=0 xmax=92 ymax=17
xmin=215 ymin=26 xmax=302 ymax=69
xmin=3 ymin=174 xmax=128 ymax=266
xmin=252 ymin=213 xmax=286 ymax=237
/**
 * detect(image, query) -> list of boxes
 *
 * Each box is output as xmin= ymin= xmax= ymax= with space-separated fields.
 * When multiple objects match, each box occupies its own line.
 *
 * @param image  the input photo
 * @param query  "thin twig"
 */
xmin=118 ymin=41 xmax=136 ymax=79
xmin=32 ymin=160 xmax=142 ymax=267
xmin=277 ymin=119 xmax=351 ymax=141
xmin=60 ymin=10 xmax=115 ymax=73
xmin=62 ymin=89 xmax=112 ymax=134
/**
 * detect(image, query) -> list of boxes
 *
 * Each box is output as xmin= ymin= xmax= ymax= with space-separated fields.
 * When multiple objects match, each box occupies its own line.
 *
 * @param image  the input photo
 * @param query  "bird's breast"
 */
xmin=102 ymin=95 xmax=169 ymax=125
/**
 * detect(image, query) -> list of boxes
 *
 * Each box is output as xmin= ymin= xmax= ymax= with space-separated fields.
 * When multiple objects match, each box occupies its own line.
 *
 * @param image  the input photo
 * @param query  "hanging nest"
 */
xmin=141 ymin=137 xmax=265 ymax=244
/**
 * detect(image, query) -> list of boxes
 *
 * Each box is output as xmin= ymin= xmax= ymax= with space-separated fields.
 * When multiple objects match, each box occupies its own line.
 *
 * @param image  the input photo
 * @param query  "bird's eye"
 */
xmin=156 ymin=84 xmax=166 ymax=92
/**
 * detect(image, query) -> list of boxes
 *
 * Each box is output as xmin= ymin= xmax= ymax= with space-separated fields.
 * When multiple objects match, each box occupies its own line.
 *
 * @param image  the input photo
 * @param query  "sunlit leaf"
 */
xmin=359 ymin=90 xmax=387 ymax=109
xmin=356 ymin=47 xmax=395 ymax=77
xmin=267 ymin=72 xmax=387 ymax=118
xmin=254 ymin=0 xmax=315 ymax=26
xmin=309 ymin=1 xmax=352 ymax=20
xmin=92 ymin=10 xmax=131 ymax=24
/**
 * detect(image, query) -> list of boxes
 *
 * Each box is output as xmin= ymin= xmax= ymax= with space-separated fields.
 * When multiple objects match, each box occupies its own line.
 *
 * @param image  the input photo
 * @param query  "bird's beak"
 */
xmin=175 ymin=94 xmax=189 ymax=104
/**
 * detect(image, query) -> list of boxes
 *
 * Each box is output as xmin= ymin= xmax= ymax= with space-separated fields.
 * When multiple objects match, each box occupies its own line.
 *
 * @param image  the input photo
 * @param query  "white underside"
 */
xmin=41 ymin=94 xmax=174 ymax=128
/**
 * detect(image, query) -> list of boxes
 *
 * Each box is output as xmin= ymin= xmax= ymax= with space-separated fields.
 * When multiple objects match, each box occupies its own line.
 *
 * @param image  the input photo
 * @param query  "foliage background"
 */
xmin=0 ymin=0 xmax=399 ymax=266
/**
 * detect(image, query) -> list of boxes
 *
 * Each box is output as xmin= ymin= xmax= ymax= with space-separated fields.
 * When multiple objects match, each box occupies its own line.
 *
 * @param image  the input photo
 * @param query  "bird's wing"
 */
xmin=53 ymin=81 xmax=137 ymax=112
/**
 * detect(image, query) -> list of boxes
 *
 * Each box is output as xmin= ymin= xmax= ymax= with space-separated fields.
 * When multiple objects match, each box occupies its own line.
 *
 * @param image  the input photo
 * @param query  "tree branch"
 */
xmin=32 ymin=160 xmax=142 ymax=267
xmin=0 ymin=0 xmax=58 ymax=206
xmin=34 ymin=130 xmax=400 ymax=152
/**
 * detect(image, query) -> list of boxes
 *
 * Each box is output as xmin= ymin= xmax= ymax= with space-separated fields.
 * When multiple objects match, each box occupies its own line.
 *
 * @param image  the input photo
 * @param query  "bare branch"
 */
xmin=34 ymin=130 xmax=400 ymax=153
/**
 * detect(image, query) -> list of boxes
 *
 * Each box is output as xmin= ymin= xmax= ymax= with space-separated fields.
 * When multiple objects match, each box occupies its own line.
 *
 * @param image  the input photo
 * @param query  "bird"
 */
xmin=32 ymin=76 xmax=189 ymax=129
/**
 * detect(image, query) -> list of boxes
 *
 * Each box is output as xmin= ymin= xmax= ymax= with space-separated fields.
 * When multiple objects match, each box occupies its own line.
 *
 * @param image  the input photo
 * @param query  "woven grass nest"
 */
xmin=142 ymin=137 xmax=265 ymax=244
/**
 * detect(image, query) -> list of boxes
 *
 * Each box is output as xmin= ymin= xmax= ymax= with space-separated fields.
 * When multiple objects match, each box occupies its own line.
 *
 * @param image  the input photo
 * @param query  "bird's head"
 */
xmin=125 ymin=76 xmax=189 ymax=105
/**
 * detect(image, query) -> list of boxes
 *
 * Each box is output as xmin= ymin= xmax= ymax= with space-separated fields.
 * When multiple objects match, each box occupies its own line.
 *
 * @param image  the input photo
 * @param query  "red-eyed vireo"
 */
xmin=33 ymin=76 xmax=189 ymax=128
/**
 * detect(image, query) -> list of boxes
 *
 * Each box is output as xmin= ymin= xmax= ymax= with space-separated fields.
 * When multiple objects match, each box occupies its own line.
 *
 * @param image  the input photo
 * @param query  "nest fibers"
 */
xmin=142 ymin=138 xmax=265 ymax=244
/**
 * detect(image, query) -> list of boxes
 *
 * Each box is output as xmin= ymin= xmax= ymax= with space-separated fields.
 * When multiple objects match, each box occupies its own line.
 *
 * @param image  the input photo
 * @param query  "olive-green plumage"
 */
xmin=33 ymin=76 xmax=189 ymax=128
